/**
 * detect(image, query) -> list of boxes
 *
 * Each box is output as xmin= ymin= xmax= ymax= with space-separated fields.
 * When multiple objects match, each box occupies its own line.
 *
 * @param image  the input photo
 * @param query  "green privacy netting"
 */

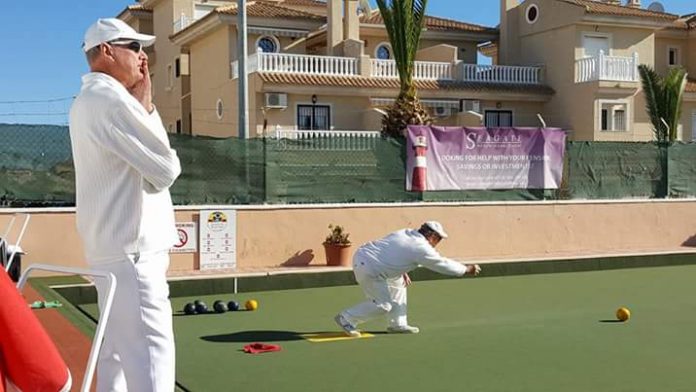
xmin=2 ymin=124 xmax=695 ymax=207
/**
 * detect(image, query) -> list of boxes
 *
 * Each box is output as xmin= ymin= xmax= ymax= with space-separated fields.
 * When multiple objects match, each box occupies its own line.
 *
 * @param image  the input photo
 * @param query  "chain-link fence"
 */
xmin=2 ymin=124 xmax=696 ymax=207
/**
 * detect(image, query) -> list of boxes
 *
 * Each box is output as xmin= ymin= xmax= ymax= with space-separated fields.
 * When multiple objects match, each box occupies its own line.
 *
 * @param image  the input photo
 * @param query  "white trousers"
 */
xmin=91 ymin=251 xmax=175 ymax=392
xmin=341 ymin=258 xmax=408 ymax=328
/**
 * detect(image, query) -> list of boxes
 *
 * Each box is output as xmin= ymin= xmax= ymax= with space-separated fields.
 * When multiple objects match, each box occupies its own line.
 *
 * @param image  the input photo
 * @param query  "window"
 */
xmin=583 ymin=35 xmax=610 ymax=58
xmin=668 ymin=47 xmax=680 ymax=66
xmin=216 ymin=99 xmax=224 ymax=120
xmin=599 ymin=100 xmax=628 ymax=132
xmin=526 ymin=4 xmax=539 ymax=24
xmin=176 ymin=119 xmax=182 ymax=134
xmin=375 ymin=43 xmax=391 ymax=60
xmin=166 ymin=64 xmax=173 ymax=90
xmin=257 ymin=36 xmax=279 ymax=53
xmin=175 ymin=58 xmax=181 ymax=78
xmin=485 ymin=110 xmax=513 ymax=127
xmin=297 ymin=104 xmax=331 ymax=130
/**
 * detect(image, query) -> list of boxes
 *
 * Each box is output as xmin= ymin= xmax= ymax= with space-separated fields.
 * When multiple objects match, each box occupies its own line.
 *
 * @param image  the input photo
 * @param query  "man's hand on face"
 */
xmin=129 ymin=60 xmax=153 ymax=113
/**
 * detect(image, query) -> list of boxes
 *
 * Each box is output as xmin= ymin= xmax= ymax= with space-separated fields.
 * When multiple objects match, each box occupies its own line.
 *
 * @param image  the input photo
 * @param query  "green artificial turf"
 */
xmin=79 ymin=264 xmax=696 ymax=391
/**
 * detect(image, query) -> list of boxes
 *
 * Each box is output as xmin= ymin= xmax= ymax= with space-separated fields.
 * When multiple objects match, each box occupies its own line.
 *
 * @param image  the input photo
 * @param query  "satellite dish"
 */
xmin=647 ymin=1 xmax=665 ymax=13
xmin=358 ymin=0 xmax=372 ymax=15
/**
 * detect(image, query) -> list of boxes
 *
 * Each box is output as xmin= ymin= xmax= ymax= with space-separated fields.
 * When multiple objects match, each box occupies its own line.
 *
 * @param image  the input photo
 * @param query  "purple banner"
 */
xmin=406 ymin=126 xmax=566 ymax=191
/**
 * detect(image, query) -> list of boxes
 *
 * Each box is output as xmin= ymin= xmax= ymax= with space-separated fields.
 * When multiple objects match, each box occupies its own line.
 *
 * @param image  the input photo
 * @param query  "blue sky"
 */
xmin=0 ymin=0 xmax=693 ymax=125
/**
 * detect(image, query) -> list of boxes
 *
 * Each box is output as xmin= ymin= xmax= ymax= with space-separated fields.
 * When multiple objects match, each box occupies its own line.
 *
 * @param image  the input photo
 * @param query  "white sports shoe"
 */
xmin=387 ymin=325 xmax=420 ymax=334
xmin=334 ymin=314 xmax=361 ymax=338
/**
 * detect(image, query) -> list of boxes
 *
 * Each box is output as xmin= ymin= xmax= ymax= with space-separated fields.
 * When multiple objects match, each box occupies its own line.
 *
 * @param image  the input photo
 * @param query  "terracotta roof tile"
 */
xmin=117 ymin=4 xmax=152 ymax=19
xmin=217 ymin=2 xmax=323 ymax=19
xmin=688 ymin=15 xmax=696 ymax=29
xmin=270 ymin=0 xmax=326 ymax=6
xmin=558 ymin=0 xmax=679 ymax=21
xmin=258 ymin=72 xmax=554 ymax=95
xmin=360 ymin=11 xmax=497 ymax=33
xmin=127 ymin=4 xmax=152 ymax=11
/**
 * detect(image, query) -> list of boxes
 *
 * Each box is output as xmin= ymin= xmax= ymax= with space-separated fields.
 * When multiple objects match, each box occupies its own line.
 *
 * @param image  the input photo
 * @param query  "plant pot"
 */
xmin=323 ymin=243 xmax=352 ymax=267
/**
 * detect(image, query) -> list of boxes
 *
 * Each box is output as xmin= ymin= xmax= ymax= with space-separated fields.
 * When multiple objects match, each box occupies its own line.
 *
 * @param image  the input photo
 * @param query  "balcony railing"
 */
xmin=371 ymin=59 xmax=453 ymax=80
xmin=173 ymin=14 xmax=197 ymax=34
xmin=576 ymin=51 xmax=639 ymax=83
xmin=460 ymin=64 xmax=541 ymax=84
xmin=256 ymin=52 xmax=359 ymax=76
xmin=231 ymin=52 xmax=544 ymax=85
xmin=272 ymin=129 xmax=381 ymax=151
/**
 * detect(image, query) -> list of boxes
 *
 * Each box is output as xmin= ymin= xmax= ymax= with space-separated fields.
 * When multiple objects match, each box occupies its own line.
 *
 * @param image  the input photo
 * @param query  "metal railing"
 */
xmin=576 ymin=51 xmax=639 ymax=83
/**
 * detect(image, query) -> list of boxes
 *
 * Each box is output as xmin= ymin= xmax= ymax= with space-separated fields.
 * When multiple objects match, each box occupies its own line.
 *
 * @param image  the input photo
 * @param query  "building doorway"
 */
xmin=297 ymin=104 xmax=331 ymax=130
xmin=485 ymin=110 xmax=513 ymax=127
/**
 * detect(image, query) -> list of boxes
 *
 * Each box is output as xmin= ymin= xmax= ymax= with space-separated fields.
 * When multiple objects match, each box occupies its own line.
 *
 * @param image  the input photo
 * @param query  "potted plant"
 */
xmin=323 ymin=224 xmax=352 ymax=266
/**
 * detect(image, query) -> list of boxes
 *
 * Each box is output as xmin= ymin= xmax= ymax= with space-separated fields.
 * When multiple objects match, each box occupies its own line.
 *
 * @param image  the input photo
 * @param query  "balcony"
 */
xmin=575 ymin=51 xmax=639 ymax=83
xmin=459 ymin=64 xmax=542 ymax=84
xmin=232 ymin=52 xmax=544 ymax=85
xmin=371 ymin=59 xmax=453 ymax=80
xmin=173 ymin=15 xmax=196 ymax=34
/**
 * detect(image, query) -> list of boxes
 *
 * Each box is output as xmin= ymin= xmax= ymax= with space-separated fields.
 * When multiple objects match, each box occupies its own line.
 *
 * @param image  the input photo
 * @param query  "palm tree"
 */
xmin=638 ymin=64 xmax=688 ymax=144
xmin=375 ymin=0 xmax=432 ymax=137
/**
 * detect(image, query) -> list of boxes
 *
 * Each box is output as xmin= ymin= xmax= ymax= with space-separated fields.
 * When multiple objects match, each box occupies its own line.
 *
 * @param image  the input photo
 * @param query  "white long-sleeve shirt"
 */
xmin=69 ymin=72 xmax=181 ymax=264
xmin=354 ymin=229 xmax=468 ymax=279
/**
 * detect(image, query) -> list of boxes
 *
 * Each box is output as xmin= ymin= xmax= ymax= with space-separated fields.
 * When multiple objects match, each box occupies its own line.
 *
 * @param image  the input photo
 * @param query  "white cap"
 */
xmin=83 ymin=18 xmax=156 ymax=52
xmin=424 ymin=221 xmax=448 ymax=239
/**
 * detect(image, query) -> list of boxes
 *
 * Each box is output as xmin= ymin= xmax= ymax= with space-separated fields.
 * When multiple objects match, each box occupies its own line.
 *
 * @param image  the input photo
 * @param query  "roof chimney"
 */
xmin=626 ymin=0 xmax=641 ymax=8
xmin=499 ymin=0 xmax=519 ymax=65
xmin=327 ymin=0 xmax=343 ymax=55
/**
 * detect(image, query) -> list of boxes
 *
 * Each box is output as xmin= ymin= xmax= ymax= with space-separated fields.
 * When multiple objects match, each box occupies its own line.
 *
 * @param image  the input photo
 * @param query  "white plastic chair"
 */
xmin=17 ymin=264 xmax=117 ymax=392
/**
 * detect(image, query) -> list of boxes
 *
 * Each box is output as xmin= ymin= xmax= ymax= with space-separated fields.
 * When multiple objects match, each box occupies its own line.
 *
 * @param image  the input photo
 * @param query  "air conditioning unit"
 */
xmin=265 ymin=92 xmax=288 ymax=108
xmin=434 ymin=106 xmax=450 ymax=117
xmin=461 ymin=99 xmax=481 ymax=113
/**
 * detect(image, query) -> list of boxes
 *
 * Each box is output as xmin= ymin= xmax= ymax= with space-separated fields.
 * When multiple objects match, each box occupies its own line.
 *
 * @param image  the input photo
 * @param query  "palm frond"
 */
xmin=638 ymin=65 xmax=667 ymax=142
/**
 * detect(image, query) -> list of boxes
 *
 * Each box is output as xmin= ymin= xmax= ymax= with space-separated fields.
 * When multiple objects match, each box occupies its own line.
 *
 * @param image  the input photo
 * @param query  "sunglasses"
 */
xmin=107 ymin=40 xmax=143 ymax=53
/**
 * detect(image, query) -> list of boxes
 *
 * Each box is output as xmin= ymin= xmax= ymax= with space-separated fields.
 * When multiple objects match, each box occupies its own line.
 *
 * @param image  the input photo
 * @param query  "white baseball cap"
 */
xmin=83 ymin=18 xmax=156 ymax=52
xmin=423 ymin=221 xmax=448 ymax=239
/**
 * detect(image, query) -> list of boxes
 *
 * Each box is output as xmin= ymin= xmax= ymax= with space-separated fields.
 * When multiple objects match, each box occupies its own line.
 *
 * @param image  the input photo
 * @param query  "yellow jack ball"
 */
xmin=245 ymin=299 xmax=259 ymax=311
xmin=616 ymin=307 xmax=631 ymax=322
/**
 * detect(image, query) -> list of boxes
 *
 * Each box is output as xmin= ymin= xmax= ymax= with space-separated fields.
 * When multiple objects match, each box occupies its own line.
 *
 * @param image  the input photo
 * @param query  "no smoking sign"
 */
xmin=170 ymin=222 xmax=197 ymax=253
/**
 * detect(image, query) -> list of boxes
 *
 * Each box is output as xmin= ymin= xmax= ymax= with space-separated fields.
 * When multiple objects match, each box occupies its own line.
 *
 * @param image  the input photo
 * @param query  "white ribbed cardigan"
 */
xmin=69 ymin=73 xmax=181 ymax=264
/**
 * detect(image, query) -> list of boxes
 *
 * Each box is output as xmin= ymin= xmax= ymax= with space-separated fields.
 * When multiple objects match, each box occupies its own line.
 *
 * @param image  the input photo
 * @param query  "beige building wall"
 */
xmin=510 ymin=1 xmax=665 ymax=141
xmin=259 ymin=94 xmax=374 ymax=132
xmin=515 ymin=24 xmax=582 ymax=135
xmin=655 ymin=37 xmax=688 ymax=75
xmin=189 ymin=26 xmax=237 ymax=137
xmin=150 ymin=0 xmax=187 ymax=133
xmin=362 ymin=33 xmax=477 ymax=63
xmin=4 ymin=201 xmax=696 ymax=274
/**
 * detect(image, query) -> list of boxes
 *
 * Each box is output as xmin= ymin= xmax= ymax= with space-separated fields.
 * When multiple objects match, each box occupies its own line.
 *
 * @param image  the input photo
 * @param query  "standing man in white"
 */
xmin=69 ymin=18 xmax=181 ymax=392
xmin=335 ymin=221 xmax=481 ymax=337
